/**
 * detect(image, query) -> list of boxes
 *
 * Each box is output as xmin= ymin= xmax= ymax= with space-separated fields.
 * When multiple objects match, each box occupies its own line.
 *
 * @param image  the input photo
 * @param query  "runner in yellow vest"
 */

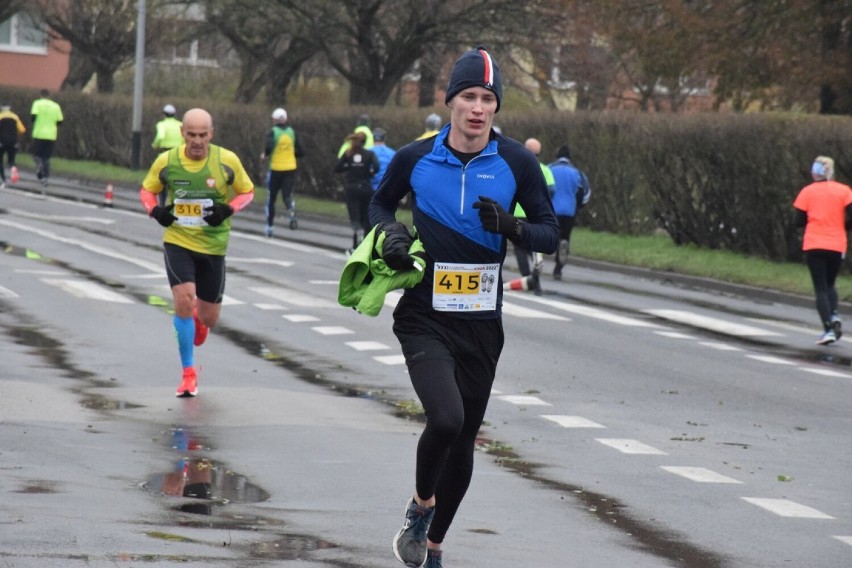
xmin=139 ymin=108 xmax=254 ymax=397
xmin=30 ymin=89 xmax=63 ymax=186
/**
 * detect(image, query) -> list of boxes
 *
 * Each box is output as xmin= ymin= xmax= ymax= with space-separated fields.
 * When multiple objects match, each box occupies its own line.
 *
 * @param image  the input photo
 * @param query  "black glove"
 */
xmin=472 ymin=195 xmax=523 ymax=238
xmin=203 ymin=203 xmax=234 ymax=227
xmin=150 ymin=204 xmax=177 ymax=227
xmin=380 ymin=222 xmax=415 ymax=270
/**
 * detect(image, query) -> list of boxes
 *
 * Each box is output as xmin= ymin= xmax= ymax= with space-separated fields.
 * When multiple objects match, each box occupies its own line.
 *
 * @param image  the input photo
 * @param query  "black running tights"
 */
xmin=806 ymin=249 xmax=842 ymax=328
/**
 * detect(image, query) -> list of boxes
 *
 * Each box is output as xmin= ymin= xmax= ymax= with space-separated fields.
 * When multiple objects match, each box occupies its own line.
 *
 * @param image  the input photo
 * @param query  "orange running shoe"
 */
xmin=193 ymin=307 xmax=208 ymax=346
xmin=176 ymin=367 xmax=198 ymax=397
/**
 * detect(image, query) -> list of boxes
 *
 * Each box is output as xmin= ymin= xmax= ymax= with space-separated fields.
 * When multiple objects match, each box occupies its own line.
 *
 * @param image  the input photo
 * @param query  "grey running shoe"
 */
xmin=831 ymin=314 xmax=842 ymax=340
xmin=393 ymin=498 xmax=434 ymax=567
xmin=816 ymin=329 xmax=837 ymax=345
xmin=424 ymin=549 xmax=443 ymax=568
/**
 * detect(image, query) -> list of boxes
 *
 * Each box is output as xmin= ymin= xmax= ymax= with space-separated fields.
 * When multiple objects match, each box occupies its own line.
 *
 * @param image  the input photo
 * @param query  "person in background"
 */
xmin=547 ymin=144 xmax=591 ymax=280
xmin=370 ymin=127 xmax=396 ymax=191
xmin=337 ymin=113 xmax=374 ymax=157
xmin=335 ymin=131 xmax=379 ymax=250
xmin=261 ymin=107 xmax=304 ymax=236
xmin=506 ymin=137 xmax=555 ymax=295
xmin=416 ymin=112 xmax=442 ymax=140
xmin=370 ymin=46 xmax=557 ymax=568
xmin=139 ymin=108 xmax=254 ymax=397
xmin=30 ymin=89 xmax=63 ymax=187
xmin=152 ymin=104 xmax=183 ymax=154
xmin=152 ymin=104 xmax=183 ymax=205
xmin=793 ymin=155 xmax=852 ymax=345
xmin=0 ymin=102 xmax=26 ymax=189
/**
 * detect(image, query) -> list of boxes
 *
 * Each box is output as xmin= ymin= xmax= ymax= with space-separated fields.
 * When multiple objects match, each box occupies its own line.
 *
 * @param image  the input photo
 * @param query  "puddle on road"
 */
xmin=143 ymin=428 xmax=269 ymax=517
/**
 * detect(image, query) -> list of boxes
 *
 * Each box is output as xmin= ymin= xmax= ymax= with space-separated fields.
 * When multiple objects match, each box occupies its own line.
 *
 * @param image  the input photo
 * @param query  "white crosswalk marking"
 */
xmin=41 ymin=279 xmax=133 ymax=303
xmin=311 ymin=326 xmax=353 ymax=335
xmin=833 ymin=536 xmax=852 ymax=547
xmin=596 ymin=438 xmax=668 ymax=455
xmin=346 ymin=341 xmax=391 ymax=351
xmin=797 ymin=367 xmax=852 ymax=379
xmin=251 ymin=286 xmax=338 ymax=308
xmin=284 ymin=314 xmax=320 ymax=322
xmin=511 ymin=295 xmax=663 ymax=328
xmin=741 ymin=498 xmax=834 ymax=519
xmin=660 ymin=466 xmax=742 ymax=483
xmin=542 ymin=415 xmax=605 ymax=428
xmin=746 ymin=354 xmax=795 ymax=365
xmin=698 ymin=341 xmax=744 ymax=351
xmin=374 ymin=355 xmax=406 ymax=365
xmin=644 ymin=309 xmax=783 ymax=337
xmin=255 ymin=303 xmax=288 ymax=310
xmin=229 ymin=257 xmax=294 ymax=267
xmin=501 ymin=301 xmax=570 ymax=320
xmin=654 ymin=330 xmax=696 ymax=339
xmin=497 ymin=395 xmax=552 ymax=406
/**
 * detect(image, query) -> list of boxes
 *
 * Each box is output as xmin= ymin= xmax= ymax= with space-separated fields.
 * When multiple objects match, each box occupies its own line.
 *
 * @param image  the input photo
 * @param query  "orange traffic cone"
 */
xmin=10 ymin=166 xmax=19 ymax=184
xmin=104 ymin=183 xmax=114 ymax=207
xmin=503 ymin=272 xmax=542 ymax=295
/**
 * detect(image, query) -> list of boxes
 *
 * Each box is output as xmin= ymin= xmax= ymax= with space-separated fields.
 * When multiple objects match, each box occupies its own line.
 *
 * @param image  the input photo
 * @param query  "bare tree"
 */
xmin=280 ymin=0 xmax=538 ymax=106
xmin=25 ymin=0 xmax=182 ymax=93
xmin=197 ymin=0 xmax=320 ymax=104
xmin=0 ymin=0 xmax=27 ymax=23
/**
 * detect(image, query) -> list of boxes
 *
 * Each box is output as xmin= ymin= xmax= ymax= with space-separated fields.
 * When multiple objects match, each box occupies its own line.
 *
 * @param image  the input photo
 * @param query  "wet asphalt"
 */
xmin=0 ymin=170 xmax=848 ymax=567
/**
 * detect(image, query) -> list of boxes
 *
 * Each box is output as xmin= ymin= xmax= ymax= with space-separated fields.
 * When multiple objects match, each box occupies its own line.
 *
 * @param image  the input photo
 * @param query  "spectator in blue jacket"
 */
xmin=548 ymin=144 xmax=591 ymax=279
xmin=370 ymin=128 xmax=396 ymax=191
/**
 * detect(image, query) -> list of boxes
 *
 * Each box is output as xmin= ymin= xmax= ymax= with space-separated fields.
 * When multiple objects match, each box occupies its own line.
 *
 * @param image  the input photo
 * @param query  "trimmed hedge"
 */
xmin=3 ymin=86 xmax=851 ymax=262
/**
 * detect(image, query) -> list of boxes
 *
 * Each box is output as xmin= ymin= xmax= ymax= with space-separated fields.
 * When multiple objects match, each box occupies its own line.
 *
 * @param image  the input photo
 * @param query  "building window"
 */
xmin=0 ymin=13 xmax=48 ymax=54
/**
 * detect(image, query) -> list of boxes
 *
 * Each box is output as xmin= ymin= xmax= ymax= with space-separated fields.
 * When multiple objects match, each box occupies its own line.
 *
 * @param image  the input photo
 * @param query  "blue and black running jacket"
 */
xmin=369 ymin=125 xmax=558 ymax=319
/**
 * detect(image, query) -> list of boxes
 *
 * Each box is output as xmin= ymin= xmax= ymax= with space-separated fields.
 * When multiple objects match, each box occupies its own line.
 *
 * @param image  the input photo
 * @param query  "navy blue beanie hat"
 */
xmin=444 ymin=46 xmax=503 ymax=112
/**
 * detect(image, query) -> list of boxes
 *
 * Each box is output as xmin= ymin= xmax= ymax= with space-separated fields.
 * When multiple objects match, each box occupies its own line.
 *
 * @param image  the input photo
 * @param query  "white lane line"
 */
xmin=747 ymin=317 xmax=838 ymax=338
xmin=255 ymin=303 xmax=288 ymax=310
xmin=501 ymin=300 xmax=570 ymax=320
xmin=699 ymin=341 xmax=744 ymax=351
xmin=654 ymin=330 xmax=696 ymax=339
xmin=491 ymin=388 xmax=503 ymax=395
xmin=250 ymin=286 xmax=339 ymax=308
xmin=833 ymin=536 xmax=852 ymax=547
xmin=346 ymin=341 xmax=391 ymax=351
xmin=645 ymin=309 xmax=783 ymax=337
xmin=542 ymin=415 xmax=605 ymax=428
xmin=229 ymin=257 xmax=294 ymax=268
xmin=746 ymin=354 xmax=796 ymax=365
xmin=374 ymin=355 xmax=406 ymax=365
xmin=221 ymin=295 xmax=244 ymax=306
xmin=284 ymin=314 xmax=320 ymax=323
xmin=798 ymin=367 xmax=852 ymax=378
xmin=741 ymin=498 xmax=834 ymax=519
xmin=660 ymin=466 xmax=742 ymax=483
xmin=310 ymin=280 xmax=340 ymax=285
xmin=41 ymin=278 xmax=133 ymax=303
xmin=0 ymin=218 xmax=162 ymax=273
xmin=505 ymin=294 xmax=663 ymax=328
xmin=496 ymin=395 xmax=552 ymax=406
xmin=596 ymin=438 xmax=668 ymax=455
xmin=0 ymin=285 xmax=19 ymax=298
xmin=311 ymin=326 xmax=353 ymax=335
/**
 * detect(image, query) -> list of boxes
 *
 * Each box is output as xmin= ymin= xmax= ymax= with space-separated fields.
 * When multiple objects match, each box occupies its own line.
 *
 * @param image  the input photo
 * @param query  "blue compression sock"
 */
xmin=173 ymin=314 xmax=194 ymax=368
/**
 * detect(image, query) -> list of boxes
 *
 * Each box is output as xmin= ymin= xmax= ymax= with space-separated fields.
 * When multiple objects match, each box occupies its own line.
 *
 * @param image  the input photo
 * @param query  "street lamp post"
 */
xmin=131 ymin=0 xmax=146 ymax=170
